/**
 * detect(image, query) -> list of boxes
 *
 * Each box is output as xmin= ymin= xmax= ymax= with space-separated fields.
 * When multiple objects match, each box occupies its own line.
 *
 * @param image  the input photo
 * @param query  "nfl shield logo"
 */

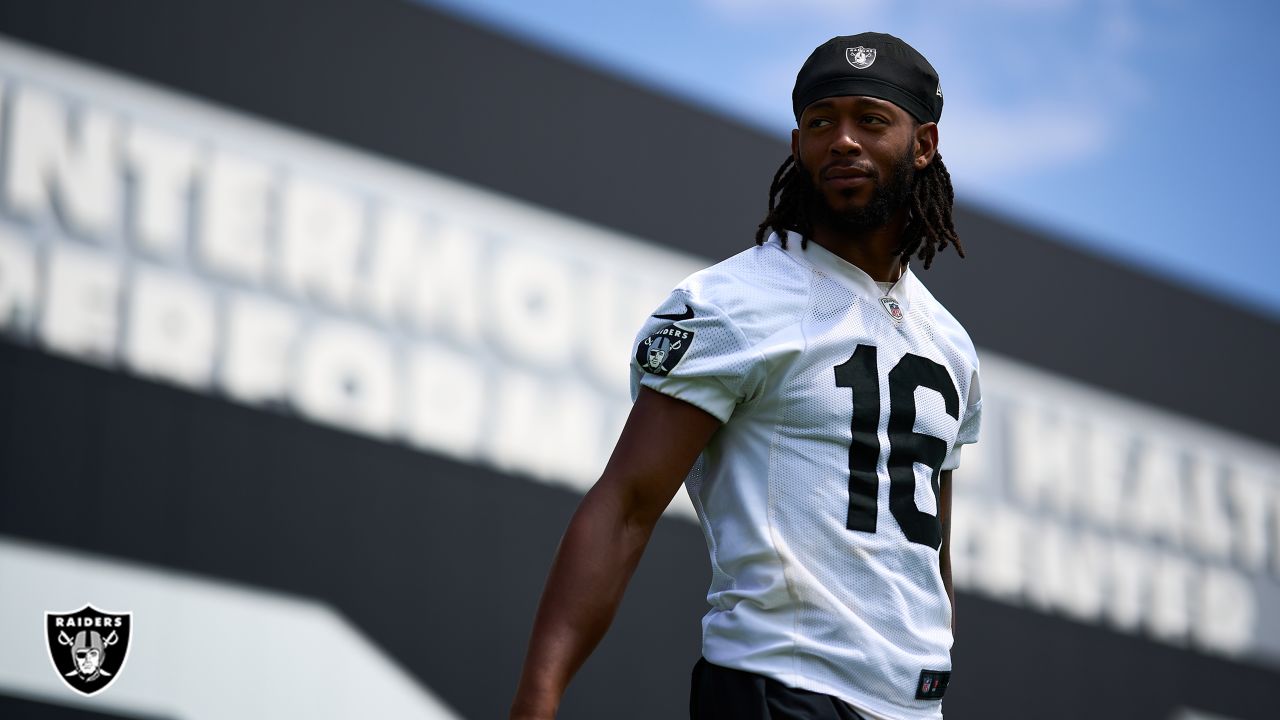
xmin=46 ymin=605 xmax=133 ymax=696
xmin=846 ymin=46 xmax=877 ymax=69
xmin=880 ymin=297 xmax=903 ymax=322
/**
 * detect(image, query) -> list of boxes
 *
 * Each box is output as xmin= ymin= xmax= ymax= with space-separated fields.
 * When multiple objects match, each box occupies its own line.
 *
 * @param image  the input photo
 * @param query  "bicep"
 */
xmin=593 ymin=386 xmax=722 ymax=529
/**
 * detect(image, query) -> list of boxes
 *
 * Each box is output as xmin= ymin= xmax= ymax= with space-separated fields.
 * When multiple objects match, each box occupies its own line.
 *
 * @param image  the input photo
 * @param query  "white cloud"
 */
xmin=971 ymin=0 xmax=1080 ymax=10
xmin=703 ymin=0 xmax=890 ymax=22
xmin=700 ymin=0 xmax=1151 ymax=183
xmin=941 ymin=102 xmax=1108 ymax=180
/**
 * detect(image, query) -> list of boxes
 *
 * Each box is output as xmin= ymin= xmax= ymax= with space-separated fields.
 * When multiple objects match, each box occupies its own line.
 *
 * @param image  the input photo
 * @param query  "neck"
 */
xmin=808 ymin=210 xmax=908 ymax=282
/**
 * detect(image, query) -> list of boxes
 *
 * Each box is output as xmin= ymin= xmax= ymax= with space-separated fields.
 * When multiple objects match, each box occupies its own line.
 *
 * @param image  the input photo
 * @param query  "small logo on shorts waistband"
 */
xmin=916 ymin=669 xmax=950 ymax=700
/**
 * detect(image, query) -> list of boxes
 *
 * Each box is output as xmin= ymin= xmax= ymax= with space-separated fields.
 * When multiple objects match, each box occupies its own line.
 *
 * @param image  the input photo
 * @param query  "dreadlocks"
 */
xmin=753 ymin=149 xmax=964 ymax=270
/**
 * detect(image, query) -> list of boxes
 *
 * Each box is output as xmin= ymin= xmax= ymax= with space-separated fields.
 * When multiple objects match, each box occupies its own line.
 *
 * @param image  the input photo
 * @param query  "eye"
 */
xmin=807 ymin=117 xmax=832 ymax=128
xmin=861 ymin=115 xmax=888 ymax=125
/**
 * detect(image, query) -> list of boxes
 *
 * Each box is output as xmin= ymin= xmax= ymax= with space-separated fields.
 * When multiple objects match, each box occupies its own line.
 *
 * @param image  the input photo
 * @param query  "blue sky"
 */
xmin=415 ymin=0 xmax=1280 ymax=320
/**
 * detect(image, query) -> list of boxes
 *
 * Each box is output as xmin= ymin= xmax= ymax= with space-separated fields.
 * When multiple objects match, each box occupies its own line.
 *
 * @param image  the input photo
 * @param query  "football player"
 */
xmin=512 ymin=32 xmax=980 ymax=720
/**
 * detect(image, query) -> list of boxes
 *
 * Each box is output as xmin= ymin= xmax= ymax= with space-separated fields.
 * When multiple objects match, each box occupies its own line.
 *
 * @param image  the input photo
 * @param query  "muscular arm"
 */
xmin=509 ymin=386 xmax=722 ymax=720
xmin=939 ymin=469 xmax=955 ymax=631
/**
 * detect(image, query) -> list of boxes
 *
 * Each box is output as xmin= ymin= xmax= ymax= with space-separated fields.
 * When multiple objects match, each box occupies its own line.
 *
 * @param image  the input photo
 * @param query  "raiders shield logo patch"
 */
xmin=46 ymin=605 xmax=133 ymax=696
xmin=636 ymin=324 xmax=694 ymax=376
xmin=846 ymin=46 xmax=877 ymax=69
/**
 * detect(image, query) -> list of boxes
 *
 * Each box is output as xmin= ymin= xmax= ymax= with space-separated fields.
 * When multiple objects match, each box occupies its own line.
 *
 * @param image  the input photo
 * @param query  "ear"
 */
xmin=914 ymin=122 xmax=939 ymax=170
xmin=791 ymin=128 xmax=799 ymax=159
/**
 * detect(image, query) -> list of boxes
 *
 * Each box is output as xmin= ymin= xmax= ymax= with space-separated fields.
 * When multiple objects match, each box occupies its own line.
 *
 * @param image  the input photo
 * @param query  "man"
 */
xmin=511 ymin=32 xmax=980 ymax=720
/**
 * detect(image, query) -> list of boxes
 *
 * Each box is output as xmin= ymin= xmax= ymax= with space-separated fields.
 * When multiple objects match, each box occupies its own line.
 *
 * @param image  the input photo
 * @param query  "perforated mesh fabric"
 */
xmin=629 ymin=234 xmax=980 ymax=720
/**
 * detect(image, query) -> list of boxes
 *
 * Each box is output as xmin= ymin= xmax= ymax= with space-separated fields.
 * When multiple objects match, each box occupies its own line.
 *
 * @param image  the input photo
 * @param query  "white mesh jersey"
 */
xmin=629 ymin=232 xmax=981 ymax=720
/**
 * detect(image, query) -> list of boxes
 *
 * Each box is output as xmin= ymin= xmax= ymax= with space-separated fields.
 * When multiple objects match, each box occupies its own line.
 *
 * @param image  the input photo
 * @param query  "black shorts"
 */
xmin=689 ymin=657 xmax=867 ymax=720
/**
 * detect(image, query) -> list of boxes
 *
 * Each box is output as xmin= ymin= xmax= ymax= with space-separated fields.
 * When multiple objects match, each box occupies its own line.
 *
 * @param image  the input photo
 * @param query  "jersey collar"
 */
xmin=772 ymin=231 xmax=916 ymax=311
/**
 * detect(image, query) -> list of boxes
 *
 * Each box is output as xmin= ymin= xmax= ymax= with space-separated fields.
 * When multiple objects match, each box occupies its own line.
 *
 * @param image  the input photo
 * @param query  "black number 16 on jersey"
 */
xmin=834 ymin=344 xmax=959 ymax=549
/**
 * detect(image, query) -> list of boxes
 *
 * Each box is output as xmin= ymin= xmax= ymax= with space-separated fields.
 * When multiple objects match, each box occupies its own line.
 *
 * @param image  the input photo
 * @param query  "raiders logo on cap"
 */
xmin=793 ymin=32 xmax=944 ymax=125
xmin=846 ymin=46 xmax=876 ymax=69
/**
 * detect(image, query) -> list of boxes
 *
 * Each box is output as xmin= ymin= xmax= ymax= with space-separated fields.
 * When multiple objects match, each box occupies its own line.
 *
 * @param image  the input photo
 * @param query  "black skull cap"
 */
xmin=792 ymin=32 xmax=943 ymax=124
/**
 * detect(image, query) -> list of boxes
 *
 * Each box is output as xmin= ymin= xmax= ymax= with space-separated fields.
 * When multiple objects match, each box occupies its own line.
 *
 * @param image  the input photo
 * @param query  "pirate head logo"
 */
xmin=635 ymin=324 xmax=695 ymax=377
xmin=46 ymin=605 xmax=132 ymax=696
xmin=846 ymin=46 xmax=877 ymax=69
xmin=646 ymin=335 xmax=680 ymax=369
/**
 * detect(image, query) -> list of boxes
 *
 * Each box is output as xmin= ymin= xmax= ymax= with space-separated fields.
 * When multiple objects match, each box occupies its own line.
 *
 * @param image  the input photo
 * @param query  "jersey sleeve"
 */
xmin=941 ymin=367 xmax=981 ymax=471
xmin=629 ymin=288 xmax=766 ymax=423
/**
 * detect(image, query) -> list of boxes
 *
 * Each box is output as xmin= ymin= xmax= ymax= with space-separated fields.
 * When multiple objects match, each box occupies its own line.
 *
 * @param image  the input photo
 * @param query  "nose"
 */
xmin=831 ymin=121 xmax=861 ymax=156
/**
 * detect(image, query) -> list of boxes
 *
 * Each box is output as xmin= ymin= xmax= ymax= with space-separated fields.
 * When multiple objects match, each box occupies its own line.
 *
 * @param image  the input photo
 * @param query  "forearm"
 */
xmin=939 ymin=470 xmax=955 ymax=632
xmin=940 ymin=544 xmax=955 ymax=632
xmin=510 ymin=484 xmax=655 ymax=719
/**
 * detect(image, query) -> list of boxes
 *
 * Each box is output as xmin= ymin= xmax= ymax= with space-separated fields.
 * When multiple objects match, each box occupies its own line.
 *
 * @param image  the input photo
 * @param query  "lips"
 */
xmin=823 ymin=166 xmax=874 ymax=190
xmin=823 ymin=165 xmax=873 ymax=181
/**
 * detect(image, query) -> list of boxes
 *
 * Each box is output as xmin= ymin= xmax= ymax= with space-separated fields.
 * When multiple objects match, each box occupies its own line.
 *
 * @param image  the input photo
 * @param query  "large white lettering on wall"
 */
xmin=0 ymin=38 xmax=689 ymax=500
xmin=950 ymin=356 xmax=1279 ymax=662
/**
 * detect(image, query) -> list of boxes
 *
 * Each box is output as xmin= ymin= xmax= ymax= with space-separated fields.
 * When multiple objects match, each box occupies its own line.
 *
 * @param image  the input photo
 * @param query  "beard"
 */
xmin=798 ymin=141 xmax=917 ymax=235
